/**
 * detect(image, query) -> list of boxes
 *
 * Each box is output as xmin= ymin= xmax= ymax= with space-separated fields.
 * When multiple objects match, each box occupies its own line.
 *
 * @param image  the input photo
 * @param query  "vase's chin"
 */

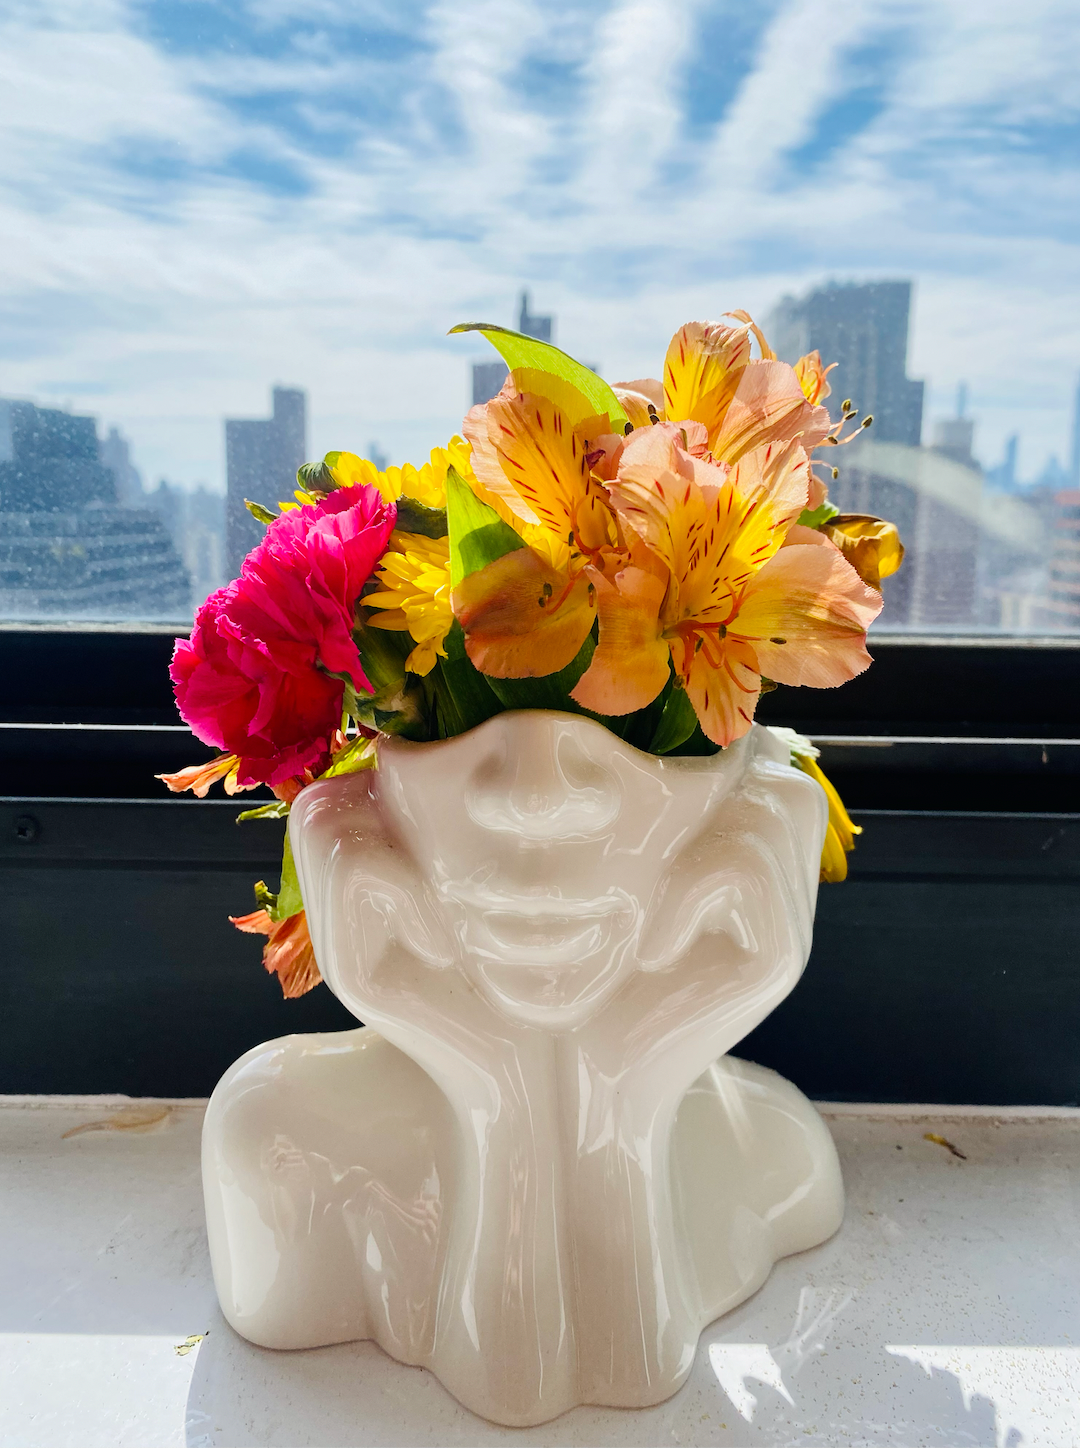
xmin=466 ymin=950 xmax=631 ymax=1028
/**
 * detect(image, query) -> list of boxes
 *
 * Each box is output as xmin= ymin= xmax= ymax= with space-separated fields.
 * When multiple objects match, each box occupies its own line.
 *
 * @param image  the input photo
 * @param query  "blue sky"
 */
xmin=0 ymin=0 xmax=1078 ymax=489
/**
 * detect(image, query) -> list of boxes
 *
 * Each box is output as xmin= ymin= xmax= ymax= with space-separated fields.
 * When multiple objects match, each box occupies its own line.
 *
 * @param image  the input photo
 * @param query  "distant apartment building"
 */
xmin=225 ymin=387 xmax=307 ymax=576
xmin=1037 ymin=490 xmax=1080 ymax=627
xmin=770 ymin=280 xmax=925 ymax=446
xmin=0 ymin=398 xmax=190 ymax=620
xmin=471 ymin=290 xmax=554 ymax=406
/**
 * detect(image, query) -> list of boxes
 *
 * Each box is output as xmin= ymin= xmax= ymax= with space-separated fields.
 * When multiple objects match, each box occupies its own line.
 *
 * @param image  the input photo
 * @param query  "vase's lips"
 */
xmin=442 ymin=886 xmax=630 ymax=919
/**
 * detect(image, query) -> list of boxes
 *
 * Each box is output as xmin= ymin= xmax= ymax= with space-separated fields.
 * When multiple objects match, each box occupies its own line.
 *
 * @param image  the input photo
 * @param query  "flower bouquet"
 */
xmin=182 ymin=313 xmax=904 ymax=1424
xmin=162 ymin=312 xmax=902 ymax=995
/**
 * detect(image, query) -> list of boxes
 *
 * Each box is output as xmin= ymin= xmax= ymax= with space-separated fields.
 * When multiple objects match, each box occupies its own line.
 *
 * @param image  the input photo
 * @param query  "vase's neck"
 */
xmin=360 ymin=957 xmax=696 ymax=1419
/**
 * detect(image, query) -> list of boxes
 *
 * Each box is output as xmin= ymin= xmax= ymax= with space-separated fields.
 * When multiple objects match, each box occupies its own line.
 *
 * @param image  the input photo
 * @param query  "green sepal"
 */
xmin=445 ymin=465 xmax=524 ymax=587
xmin=253 ymin=880 xmax=277 ymax=913
xmin=394 ymin=497 xmax=448 ymax=539
xmin=647 ymin=683 xmax=700 ymax=755
xmin=236 ymin=800 xmax=290 ymax=822
xmin=797 ymin=501 xmax=840 ymax=529
xmin=449 ymin=322 xmax=628 ymax=431
xmin=244 ymin=498 xmax=278 ymax=525
xmin=297 ymin=454 xmax=340 ymax=492
xmin=348 ymin=625 xmax=429 ymax=738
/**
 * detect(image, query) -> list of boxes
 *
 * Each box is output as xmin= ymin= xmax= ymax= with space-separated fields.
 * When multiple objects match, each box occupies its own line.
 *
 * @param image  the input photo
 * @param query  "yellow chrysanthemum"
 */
xmin=329 ymin=437 xmax=473 ymax=509
xmin=771 ymin=727 xmax=861 ymax=883
xmin=365 ymin=532 xmax=453 ymax=677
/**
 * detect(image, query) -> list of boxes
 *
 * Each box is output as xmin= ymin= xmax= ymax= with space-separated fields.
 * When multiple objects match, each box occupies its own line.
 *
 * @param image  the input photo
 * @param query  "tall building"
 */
xmin=99 ymin=426 xmax=145 ymax=507
xmin=930 ymin=383 xmax=975 ymax=466
xmin=471 ymin=290 xmax=555 ymax=406
xmin=770 ymin=280 xmax=925 ymax=445
xmin=1069 ymin=374 xmax=1080 ymax=486
xmin=225 ymin=386 xmax=307 ymax=576
xmin=1036 ymin=490 xmax=1080 ymax=628
xmin=0 ymin=399 xmax=190 ymax=619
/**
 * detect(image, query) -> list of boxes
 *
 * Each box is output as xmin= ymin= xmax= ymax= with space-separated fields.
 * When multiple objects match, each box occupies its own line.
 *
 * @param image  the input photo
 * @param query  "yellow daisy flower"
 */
xmin=330 ymin=437 xmax=473 ymax=509
xmin=365 ymin=532 xmax=453 ymax=677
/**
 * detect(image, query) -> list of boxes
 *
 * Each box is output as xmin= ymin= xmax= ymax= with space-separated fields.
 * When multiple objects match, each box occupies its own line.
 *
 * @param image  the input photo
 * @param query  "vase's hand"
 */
xmin=588 ymin=752 xmax=824 ymax=1085
xmin=564 ymin=755 xmax=824 ymax=1397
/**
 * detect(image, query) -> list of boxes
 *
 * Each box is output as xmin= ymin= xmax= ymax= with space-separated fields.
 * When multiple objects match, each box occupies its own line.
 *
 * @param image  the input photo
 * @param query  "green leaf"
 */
xmin=269 ymin=833 xmax=304 ymax=922
xmin=483 ymin=631 xmax=595 ymax=713
xmin=449 ymin=322 xmax=628 ymax=430
xmin=394 ymin=497 xmax=448 ymax=539
xmin=445 ymin=465 xmax=524 ymax=588
xmin=321 ymin=734 xmax=377 ymax=777
xmin=235 ymin=800 xmax=290 ymax=822
xmin=431 ymin=623 xmax=504 ymax=738
xmin=797 ymin=501 xmax=840 ymax=529
xmin=647 ymin=684 xmax=700 ymax=755
xmin=244 ymin=498 xmax=278 ymax=525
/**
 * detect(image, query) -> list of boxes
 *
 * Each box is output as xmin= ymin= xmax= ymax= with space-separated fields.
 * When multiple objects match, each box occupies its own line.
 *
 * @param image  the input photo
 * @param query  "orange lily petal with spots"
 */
xmin=711 ymin=359 xmax=832 ymax=464
xmin=451 ymin=546 xmax=596 ymax=678
xmin=731 ymin=540 xmax=881 ymax=688
xmin=570 ymin=553 xmax=670 ymax=716
xmin=662 ymin=320 xmax=753 ymax=444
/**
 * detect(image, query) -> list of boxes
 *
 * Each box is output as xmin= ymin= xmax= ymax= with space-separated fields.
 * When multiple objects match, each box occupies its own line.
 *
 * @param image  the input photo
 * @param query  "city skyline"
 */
xmin=4 ymin=277 xmax=1078 ymax=502
xmin=1 ymin=1 xmax=1077 ymax=496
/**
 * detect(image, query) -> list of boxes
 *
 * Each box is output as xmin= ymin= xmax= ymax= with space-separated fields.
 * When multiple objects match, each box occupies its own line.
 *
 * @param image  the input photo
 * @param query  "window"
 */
xmin=2 ymin=3 xmax=1078 ymax=1105
xmin=0 ymin=2 xmax=1076 ymax=631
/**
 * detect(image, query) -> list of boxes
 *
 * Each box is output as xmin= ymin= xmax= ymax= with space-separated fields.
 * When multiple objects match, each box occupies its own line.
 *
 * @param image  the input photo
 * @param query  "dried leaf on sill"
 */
xmin=62 ymin=1106 xmax=171 ymax=1138
xmin=923 ymin=1132 xmax=967 ymax=1159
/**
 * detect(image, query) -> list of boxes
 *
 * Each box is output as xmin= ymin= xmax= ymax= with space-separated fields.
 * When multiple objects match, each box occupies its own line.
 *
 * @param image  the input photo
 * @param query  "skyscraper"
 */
xmin=225 ymin=386 xmax=307 ymax=576
xmin=769 ymin=280 xmax=925 ymax=445
xmin=471 ymin=290 xmax=556 ymax=406
xmin=0 ymin=398 xmax=190 ymax=619
xmin=1069 ymin=373 xmax=1080 ymax=487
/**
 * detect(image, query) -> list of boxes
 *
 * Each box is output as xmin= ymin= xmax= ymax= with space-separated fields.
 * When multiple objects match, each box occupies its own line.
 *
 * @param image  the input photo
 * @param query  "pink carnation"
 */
xmin=171 ymin=484 xmax=396 ymax=787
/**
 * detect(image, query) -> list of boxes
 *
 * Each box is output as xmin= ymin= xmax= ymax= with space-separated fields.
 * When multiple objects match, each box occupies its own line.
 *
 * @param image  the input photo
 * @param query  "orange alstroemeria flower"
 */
xmin=614 ymin=313 xmax=832 ymax=466
xmin=230 ymin=907 xmax=321 ymax=998
xmin=456 ymin=376 xmax=621 ymax=677
xmin=571 ymin=427 xmax=882 ymax=746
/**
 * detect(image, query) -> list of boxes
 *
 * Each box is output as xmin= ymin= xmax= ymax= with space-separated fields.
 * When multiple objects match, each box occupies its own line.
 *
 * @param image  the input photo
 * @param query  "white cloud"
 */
xmin=0 ymin=0 xmax=1076 ymax=490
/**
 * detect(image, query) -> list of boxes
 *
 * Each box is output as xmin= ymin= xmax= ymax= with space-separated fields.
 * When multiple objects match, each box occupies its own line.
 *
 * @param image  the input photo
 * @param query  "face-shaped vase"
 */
xmin=321 ymin=710 xmax=760 ymax=1030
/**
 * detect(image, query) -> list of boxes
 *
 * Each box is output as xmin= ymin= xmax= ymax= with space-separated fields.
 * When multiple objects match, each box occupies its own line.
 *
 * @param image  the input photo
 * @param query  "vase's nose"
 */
xmin=465 ymin=713 xmax=621 ymax=838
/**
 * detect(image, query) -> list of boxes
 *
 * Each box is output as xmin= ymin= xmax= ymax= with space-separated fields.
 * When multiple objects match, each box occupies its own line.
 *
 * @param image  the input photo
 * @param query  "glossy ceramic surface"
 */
xmin=203 ymin=712 xmax=844 ymax=1427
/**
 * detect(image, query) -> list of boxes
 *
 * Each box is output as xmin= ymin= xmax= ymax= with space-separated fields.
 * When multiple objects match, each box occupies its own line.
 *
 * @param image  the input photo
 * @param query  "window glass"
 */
xmin=1 ymin=1 xmax=1076 ymax=631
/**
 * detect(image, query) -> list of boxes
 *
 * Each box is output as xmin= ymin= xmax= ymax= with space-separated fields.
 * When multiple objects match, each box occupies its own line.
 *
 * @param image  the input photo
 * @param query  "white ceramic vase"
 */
xmin=203 ymin=711 xmax=844 ymax=1427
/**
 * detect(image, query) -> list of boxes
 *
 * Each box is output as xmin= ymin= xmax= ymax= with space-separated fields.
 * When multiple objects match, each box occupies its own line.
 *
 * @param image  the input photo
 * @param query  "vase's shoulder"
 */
xmin=202 ymin=1026 xmax=455 ymax=1356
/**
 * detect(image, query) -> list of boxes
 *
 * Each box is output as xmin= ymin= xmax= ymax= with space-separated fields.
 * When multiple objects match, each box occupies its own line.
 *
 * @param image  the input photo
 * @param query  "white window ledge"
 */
xmin=1 ymin=1096 xmax=1078 ymax=1447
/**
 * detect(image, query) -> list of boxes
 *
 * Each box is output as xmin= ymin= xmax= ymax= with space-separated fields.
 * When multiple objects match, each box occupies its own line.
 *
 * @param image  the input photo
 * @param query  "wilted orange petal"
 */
xmin=711 ymin=360 xmax=831 ymax=463
xmin=230 ymin=908 xmax=321 ymax=998
xmin=732 ymin=541 xmax=882 ymax=688
xmin=157 ymin=754 xmax=239 ymax=798
xmin=452 ymin=547 xmax=596 ymax=678
xmin=571 ymin=560 xmax=670 ymax=715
